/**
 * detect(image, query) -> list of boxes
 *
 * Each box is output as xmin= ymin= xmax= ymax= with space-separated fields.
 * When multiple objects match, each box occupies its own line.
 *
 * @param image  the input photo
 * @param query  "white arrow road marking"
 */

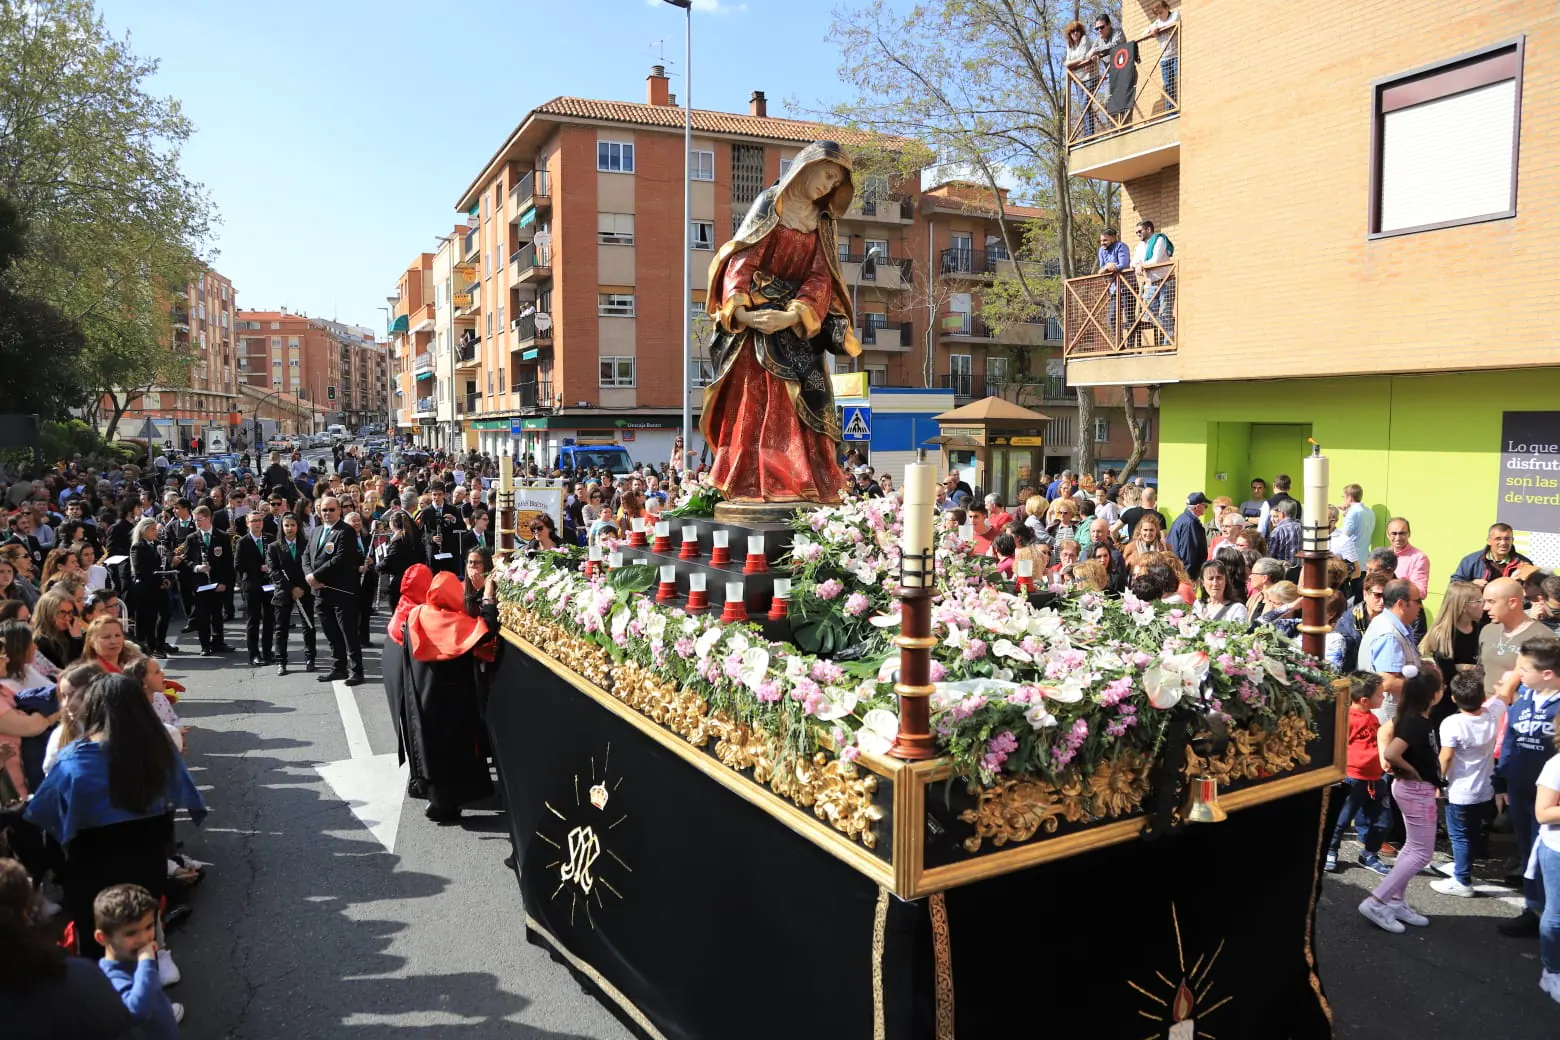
xmin=315 ymin=678 xmax=407 ymax=853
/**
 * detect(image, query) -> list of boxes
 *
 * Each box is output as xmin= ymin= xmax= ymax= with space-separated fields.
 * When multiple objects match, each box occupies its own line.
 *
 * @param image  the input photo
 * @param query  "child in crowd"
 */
xmin=1536 ymin=723 xmax=1560 ymax=1004
xmin=1359 ymin=662 xmax=1443 ymax=934
xmin=93 ymin=883 xmax=183 ymax=1035
xmin=1432 ymin=671 xmax=1505 ymax=897
xmin=1326 ymin=672 xmax=1391 ymax=875
xmin=1496 ymin=636 xmax=1560 ymax=938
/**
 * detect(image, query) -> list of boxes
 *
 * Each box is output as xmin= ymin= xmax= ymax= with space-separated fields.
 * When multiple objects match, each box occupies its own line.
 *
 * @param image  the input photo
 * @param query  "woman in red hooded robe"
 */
xmin=400 ymin=572 xmax=496 ymax=822
xmin=384 ymin=563 xmax=432 ymax=794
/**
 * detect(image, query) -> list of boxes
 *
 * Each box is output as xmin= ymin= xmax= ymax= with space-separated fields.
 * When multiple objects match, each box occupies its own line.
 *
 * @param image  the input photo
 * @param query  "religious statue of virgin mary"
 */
xmin=699 ymin=140 xmax=861 ymax=521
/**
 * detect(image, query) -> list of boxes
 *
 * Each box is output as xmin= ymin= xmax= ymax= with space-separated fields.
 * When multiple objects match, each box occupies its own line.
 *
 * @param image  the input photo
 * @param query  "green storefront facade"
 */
xmin=1154 ymin=367 xmax=1560 ymax=611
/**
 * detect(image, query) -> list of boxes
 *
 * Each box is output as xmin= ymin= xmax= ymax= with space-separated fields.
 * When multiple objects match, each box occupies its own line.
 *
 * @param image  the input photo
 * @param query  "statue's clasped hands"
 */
xmin=734 ymin=306 xmax=800 ymax=334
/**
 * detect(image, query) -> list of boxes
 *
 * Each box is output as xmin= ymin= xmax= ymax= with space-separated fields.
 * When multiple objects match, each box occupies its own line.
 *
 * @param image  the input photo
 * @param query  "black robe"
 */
xmin=396 ymin=619 xmax=495 ymax=812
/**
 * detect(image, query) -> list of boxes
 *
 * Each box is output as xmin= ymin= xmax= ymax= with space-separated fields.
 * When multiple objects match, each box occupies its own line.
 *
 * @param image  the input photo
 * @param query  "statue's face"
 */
xmin=805 ymin=162 xmax=846 ymax=200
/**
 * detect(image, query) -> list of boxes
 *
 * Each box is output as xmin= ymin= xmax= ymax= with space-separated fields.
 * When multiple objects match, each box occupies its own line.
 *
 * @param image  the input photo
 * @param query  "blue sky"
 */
xmin=94 ymin=0 xmax=860 ymax=335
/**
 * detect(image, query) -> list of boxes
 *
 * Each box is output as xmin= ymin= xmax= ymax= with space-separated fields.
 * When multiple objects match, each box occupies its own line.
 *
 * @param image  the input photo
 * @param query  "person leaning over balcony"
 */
xmin=1149 ymin=0 xmax=1180 ymax=105
xmin=1132 ymin=220 xmax=1174 ymax=342
xmin=1062 ymin=20 xmax=1098 ymax=137
xmin=1452 ymin=522 xmax=1534 ymax=587
xmin=1096 ymin=227 xmax=1133 ymax=332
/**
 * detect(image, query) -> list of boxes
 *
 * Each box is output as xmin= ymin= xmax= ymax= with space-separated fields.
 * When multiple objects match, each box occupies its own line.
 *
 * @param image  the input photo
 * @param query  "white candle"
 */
xmin=712 ymin=530 xmax=728 ymax=549
xmin=588 ymin=544 xmax=603 ymax=562
xmin=902 ymin=460 xmax=935 ymax=587
xmin=659 ymin=564 xmax=676 ymax=583
xmin=747 ymin=535 xmax=765 ymax=556
xmin=632 ymin=516 xmax=646 ymax=534
xmin=689 ymin=572 xmax=706 ymax=592
xmin=1016 ymin=558 xmax=1034 ymax=578
xmin=725 ymin=581 xmax=744 ymax=602
xmin=656 ymin=520 xmax=671 ymax=539
xmin=682 ymin=525 xmax=698 ymax=543
xmin=1303 ymin=447 xmax=1330 ymax=552
xmin=499 ymin=454 xmax=513 ymax=492
xmin=608 ymin=551 xmax=623 ymax=569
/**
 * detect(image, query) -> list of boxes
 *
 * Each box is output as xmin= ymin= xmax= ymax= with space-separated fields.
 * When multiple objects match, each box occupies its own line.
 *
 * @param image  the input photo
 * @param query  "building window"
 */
xmin=599 ymin=356 xmax=636 ymax=387
xmin=1371 ymin=40 xmax=1523 ymax=237
xmin=598 ymin=140 xmax=635 ymax=173
xmin=271 ymin=359 xmax=282 ymax=367
xmin=779 ymin=158 xmax=793 ymax=179
xmin=1094 ymin=417 xmax=1111 ymax=443
xmin=690 ymin=221 xmax=715 ymax=250
xmin=288 ymin=359 xmax=300 ymax=367
xmin=270 ymin=337 xmax=281 ymax=348
xmin=598 ymin=213 xmax=636 ymax=245
xmin=690 ymin=149 xmax=715 ymax=181
xmin=288 ymin=337 xmax=300 ymax=348
xmin=271 ymin=322 xmax=280 ymax=330
xmin=598 ymin=293 xmax=636 ymax=317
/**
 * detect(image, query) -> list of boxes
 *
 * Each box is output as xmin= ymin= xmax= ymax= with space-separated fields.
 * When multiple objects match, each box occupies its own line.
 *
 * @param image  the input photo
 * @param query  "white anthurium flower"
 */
xmin=784 ymin=655 xmax=809 ymax=679
xmin=1028 ymin=612 xmax=1067 ymax=641
xmin=990 ymin=639 xmax=1033 ymax=663
xmin=855 ymin=708 xmax=902 ymax=756
xmin=814 ymin=685 xmax=860 ymax=721
xmin=1041 ymin=674 xmax=1087 ymax=703
xmin=937 ymin=678 xmax=1022 ymax=700
xmin=643 ymin=612 xmax=667 ymax=641
xmin=1091 ymin=650 xmax=1126 ymax=672
xmin=694 ymin=628 xmax=722 ymax=661
xmin=725 ymin=630 xmax=751 ymax=653
xmin=869 ymin=613 xmax=901 ymax=629
xmin=1025 ymin=703 xmax=1058 ymax=730
xmin=991 ymin=667 xmax=1016 ymax=682
xmin=1142 ymin=651 xmax=1211 ymax=710
xmin=943 ymin=623 xmax=967 ymax=649
xmin=876 ymin=656 xmax=900 ymax=684
xmin=1080 ymin=603 xmax=1104 ymax=625
xmin=1262 ymin=656 xmax=1291 ymax=684
xmin=851 ymin=559 xmax=879 ymax=583
xmin=610 ymin=605 xmax=630 ymax=642
xmin=681 ymin=616 xmax=701 ymax=636
xmin=738 ymin=647 xmax=771 ymax=691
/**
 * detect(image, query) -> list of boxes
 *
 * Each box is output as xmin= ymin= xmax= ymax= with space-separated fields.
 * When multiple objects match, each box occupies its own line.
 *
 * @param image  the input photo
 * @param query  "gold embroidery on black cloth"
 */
xmin=1128 ymin=902 xmax=1232 ymax=1037
xmin=872 ymin=886 xmax=890 ymax=1040
xmin=929 ymin=892 xmax=955 ymax=1040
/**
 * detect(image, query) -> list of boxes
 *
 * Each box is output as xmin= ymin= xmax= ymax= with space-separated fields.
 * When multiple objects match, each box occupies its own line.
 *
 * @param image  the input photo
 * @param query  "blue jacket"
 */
xmin=1167 ymin=508 xmax=1208 ymax=574
xmin=1450 ymin=549 xmax=1533 ymax=586
xmin=13 ymin=683 xmax=59 ymax=793
xmin=23 ymin=739 xmax=206 ymax=845
xmin=99 ymin=957 xmax=179 ymax=1040
xmin=1496 ymin=686 xmax=1560 ymax=796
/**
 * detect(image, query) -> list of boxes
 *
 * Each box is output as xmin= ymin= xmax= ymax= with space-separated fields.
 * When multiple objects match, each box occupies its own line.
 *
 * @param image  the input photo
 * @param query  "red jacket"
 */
xmin=1346 ymin=705 xmax=1384 ymax=781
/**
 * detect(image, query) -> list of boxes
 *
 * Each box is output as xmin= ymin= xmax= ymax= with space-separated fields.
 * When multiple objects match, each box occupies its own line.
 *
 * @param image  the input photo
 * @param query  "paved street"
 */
xmin=154 ymin=578 xmax=1556 ymax=1039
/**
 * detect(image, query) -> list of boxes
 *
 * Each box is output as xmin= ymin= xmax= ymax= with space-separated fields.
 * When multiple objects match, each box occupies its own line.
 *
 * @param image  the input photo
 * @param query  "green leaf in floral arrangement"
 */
xmin=609 ymin=563 xmax=657 ymax=594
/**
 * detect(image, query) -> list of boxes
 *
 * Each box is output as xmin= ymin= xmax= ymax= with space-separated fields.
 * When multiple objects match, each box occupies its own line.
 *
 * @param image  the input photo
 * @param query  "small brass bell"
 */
xmin=1184 ymin=775 xmax=1227 ymax=824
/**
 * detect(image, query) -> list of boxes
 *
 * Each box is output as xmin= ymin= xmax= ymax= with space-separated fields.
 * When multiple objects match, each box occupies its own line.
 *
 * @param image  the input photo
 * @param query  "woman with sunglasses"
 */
xmin=32 ymin=589 xmax=85 ymax=671
xmin=527 ymin=513 xmax=564 ymax=554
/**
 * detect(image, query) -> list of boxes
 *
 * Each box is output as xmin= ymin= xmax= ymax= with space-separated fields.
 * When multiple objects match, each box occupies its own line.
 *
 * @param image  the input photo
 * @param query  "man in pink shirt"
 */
xmin=1386 ymin=517 xmax=1430 ymax=595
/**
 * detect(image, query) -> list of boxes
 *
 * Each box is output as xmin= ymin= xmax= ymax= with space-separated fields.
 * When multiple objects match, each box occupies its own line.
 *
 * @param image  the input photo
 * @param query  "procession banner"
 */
xmin=515 ymin=485 xmax=565 ymax=532
xmin=1498 ymin=411 xmax=1560 ymax=567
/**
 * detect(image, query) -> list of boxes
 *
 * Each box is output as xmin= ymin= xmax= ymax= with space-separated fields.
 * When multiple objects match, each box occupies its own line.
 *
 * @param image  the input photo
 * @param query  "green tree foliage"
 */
xmin=0 ymin=0 xmax=214 ymax=436
xmin=828 ymin=1 xmax=1158 ymax=478
xmin=0 ymin=192 xmax=86 ymax=416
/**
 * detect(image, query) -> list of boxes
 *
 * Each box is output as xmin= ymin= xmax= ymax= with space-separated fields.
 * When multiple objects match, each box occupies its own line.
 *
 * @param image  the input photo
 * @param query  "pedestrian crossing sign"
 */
xmin=841 ymin=406 xmax=871 ymax=441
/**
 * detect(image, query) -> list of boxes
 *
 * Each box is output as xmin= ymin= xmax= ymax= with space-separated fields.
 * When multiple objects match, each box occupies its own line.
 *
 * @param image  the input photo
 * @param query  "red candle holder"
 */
xmin=743 ymin=535 xmax=768 ymax=574
xmin=627 ymin=520 xmax=648 ymax=548
xmin=655 ymin=565 xmax=679 ymax=604
xmin=651 ymin=522 xmax=672 ymax=554
xmin=709 ymin=531 xmax=732 ymax=566
xmin=1014 ymin=575 xmax=1033 ymax=594
xmin=685 ymin=573 xmax=708 ymax=613
xmin=768 ymin=578 xmax=792 ymax=621
xmin=720 ymin=580 xmax=748 ymax=623
xmin=679 ymin=526 xmax=701 ymax=560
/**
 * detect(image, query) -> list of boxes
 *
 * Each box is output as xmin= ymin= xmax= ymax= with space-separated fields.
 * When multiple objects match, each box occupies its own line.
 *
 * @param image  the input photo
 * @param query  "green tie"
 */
xmin=288 ymin=542 xmax=296 ymax=559
xmin=318 ymin=527 xmax=329 ymax=551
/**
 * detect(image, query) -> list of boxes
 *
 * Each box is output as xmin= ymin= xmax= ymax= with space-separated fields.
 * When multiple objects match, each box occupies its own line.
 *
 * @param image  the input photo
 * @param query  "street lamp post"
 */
xmin=850 ymin=246 xmax=883 ymax=349
xmin=665 ymin=0 xmax=693 ymax=476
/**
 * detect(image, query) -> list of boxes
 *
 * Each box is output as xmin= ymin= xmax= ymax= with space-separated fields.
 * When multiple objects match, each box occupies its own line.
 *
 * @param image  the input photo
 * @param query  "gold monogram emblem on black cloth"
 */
xmin=536 ymin=743 xmax=629 ymax=930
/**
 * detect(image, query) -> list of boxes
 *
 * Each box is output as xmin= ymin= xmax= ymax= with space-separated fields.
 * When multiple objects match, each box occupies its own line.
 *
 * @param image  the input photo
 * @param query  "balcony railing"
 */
xmin=1065 ymin=24 xmax=1180 ymax=147
xmin=454 ymin=334 xmax=478 ymax=367
xmin=939 ymin=248 xmax=1007 ymax=278
xmin=414 ymin=396 xmax=436 ymax=414
xmin=511 ymin=243 xmax=552 ymax=281
xmin=464 ymin=392 xmax=480 ymax=414
xmin=842 ymin=254 xmax=914 ymax=285
xmin=848 ymin=196 xmax=916 ymax=222
xmin=462 ymin=226 xmax=480 ymax=261
xmin=511 ymin=312 xmax=553 ymax=346
xmin=856 ymin=322 xmax=913 ymax=349
xmin=510 ymin=170 xmax=550 ymax=218
xmin=940 ymin=372 xmax=974 ymax=398
xmin=942 ymin=313 xmax=994 ymax=339
xmin=412 ymin=353 xmax=433 ymax=373
xmin=1062 ymin=260 xmax=1177 ymax=358
xmin=512 ymin=379 xmax=554 ymax=411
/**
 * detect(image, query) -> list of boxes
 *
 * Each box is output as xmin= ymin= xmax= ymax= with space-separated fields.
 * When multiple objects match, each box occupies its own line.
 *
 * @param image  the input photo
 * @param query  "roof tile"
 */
xmin=533 ymin=96 xmax=881 ymax=146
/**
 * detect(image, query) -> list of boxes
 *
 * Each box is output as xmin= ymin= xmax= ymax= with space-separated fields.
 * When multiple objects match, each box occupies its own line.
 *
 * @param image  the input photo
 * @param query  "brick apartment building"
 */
xmin=116 ymin=268 xmax=241 ymax=450
xmin=236 ymin=309 xmax=390 ymax=435
xmin=382 ymin=66 xmax=1156 ymax=473
xmin=1062 ymin=1 xmax=1559 ymax=600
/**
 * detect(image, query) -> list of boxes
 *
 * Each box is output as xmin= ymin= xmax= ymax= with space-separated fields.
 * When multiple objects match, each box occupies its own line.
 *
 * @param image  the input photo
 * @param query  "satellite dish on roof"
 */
xmin=533 ymin=230 xmax=552 ymax=249
xmin=534 ymin=312 xmax=553 ymax=331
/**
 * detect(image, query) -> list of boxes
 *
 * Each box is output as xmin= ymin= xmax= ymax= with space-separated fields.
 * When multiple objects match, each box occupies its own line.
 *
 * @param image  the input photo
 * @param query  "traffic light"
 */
xmin=327 ymin=385 xmax=337 ymax=400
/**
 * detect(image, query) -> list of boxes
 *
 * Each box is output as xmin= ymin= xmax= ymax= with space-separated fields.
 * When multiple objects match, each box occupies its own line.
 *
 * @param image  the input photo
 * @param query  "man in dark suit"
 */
xmin=236 ymin=511 xmax=276 ymax=666
xmin=305 ymin=496 xmax=364 ymax=685
xmin=181 ymin=505 xmax=235 ymax=655
xmin=344 ymin=510 xmax=377 ymax=646
xmin=161 ymin=499 xmax=198 ymax=632
xmin=418 ymin=483 xmax=464 ymax=577
xmin=4 ymin=510 xmax=46 ymax=572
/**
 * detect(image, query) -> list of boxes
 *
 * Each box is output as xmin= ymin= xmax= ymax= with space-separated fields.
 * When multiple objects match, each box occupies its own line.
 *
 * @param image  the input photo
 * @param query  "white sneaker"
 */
xmin=157 ymin=948 xmax=181 ymax=987
xmin=171 ymin=1002 xmax=186 ymax=1024
xmin=1541 ymin=972 xmax=1560 ymax=1005
xmin=1389 ymin=901 xmax=1430 ymax=927
xmin=1358 ymin=897 xmax=1405 ymax=933
xmin=1430 ymin=877 xmax=1476 ymax=898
